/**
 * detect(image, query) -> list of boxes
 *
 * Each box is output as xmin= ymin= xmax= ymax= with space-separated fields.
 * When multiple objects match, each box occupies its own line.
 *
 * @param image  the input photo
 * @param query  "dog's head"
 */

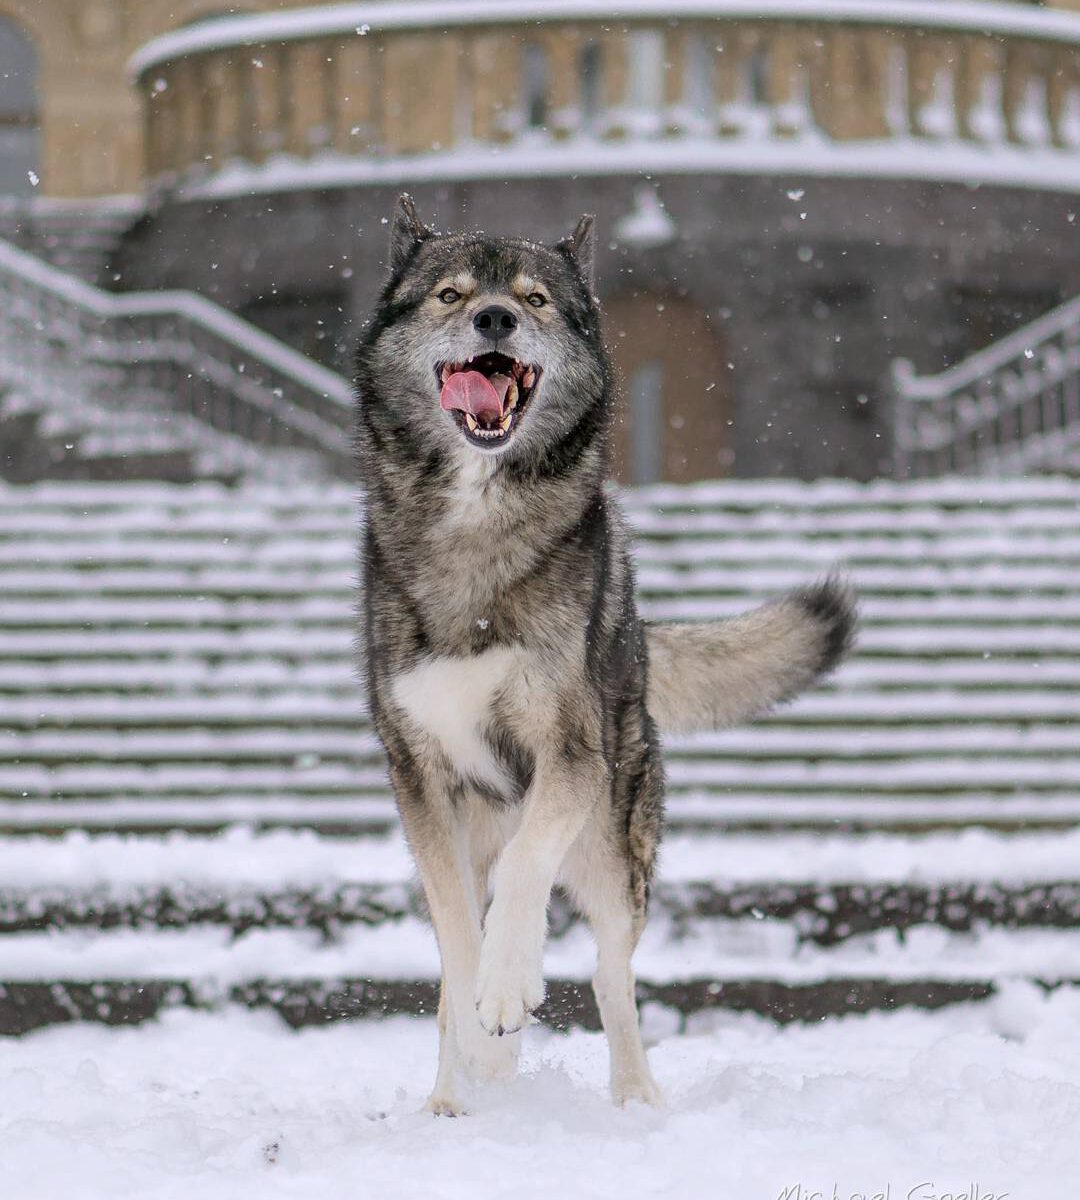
xmin=355 ymin=195 xmax=609 ymax=469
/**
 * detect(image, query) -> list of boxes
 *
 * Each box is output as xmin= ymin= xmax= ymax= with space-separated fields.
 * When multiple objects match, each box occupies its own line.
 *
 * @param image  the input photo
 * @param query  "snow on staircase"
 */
xmin=1 ymin=475 xmax=1078 ymax=1033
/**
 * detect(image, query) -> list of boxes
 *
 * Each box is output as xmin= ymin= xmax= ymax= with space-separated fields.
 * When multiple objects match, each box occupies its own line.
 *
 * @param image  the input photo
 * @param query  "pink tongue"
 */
xmin=440 ymin=371 xmax=512 ymax=422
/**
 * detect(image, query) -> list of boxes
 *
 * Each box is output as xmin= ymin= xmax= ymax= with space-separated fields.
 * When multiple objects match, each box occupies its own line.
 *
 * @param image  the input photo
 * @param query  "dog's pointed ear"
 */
xmin=557 ymin=214 xmax=596 ymax=289
xmin=388 ymin=193 xmax=431 ymax=275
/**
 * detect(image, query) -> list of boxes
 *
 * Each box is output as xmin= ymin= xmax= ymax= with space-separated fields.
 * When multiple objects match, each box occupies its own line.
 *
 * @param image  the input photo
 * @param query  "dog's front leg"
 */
xmin=392 ymin=771 xmax=517 ymax=1113
xmin=475 ymin=745 xmax=606 ymax=1035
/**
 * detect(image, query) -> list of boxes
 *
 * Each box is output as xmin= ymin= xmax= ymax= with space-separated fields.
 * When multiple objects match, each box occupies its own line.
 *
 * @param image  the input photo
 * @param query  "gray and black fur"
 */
xmin=354 ymin=196 xmax=856 ymax=1113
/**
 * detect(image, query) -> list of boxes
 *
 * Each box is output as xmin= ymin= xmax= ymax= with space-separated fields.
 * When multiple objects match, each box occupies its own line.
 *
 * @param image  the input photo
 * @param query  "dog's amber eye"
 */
xmin=438 ymin=288 xmax=461 ymax=304
xmin=527 ymin=292 xmax=547 ymax=308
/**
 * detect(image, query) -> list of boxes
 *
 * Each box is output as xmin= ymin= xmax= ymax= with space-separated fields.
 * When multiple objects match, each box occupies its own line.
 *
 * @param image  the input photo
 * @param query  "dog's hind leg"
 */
xmin=562 ymin=832 xmax=663 ymax=1108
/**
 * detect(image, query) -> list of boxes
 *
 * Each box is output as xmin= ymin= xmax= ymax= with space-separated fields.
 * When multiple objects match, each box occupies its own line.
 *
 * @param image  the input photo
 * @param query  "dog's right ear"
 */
xmin=556 ymin=214 xmax=597 ymax=290
xmin=388 ymin=193 xmax=431 ymax=275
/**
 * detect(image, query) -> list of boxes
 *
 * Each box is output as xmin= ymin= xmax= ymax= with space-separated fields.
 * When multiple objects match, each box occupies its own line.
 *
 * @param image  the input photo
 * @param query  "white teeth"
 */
xmin=522 ymin=367 xmax=536 ymax=389
xmin=505 ymin=381 xmax=519 ymax=411
xmin=499 ymin=412 xmax=512 ymax=431
xmin=465 ymin=413 xmax=478 ymax=432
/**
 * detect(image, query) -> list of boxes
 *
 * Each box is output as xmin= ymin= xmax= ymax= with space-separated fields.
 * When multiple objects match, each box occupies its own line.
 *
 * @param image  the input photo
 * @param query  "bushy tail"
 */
xmin=645 ymin=577 xmax=857 ymax=734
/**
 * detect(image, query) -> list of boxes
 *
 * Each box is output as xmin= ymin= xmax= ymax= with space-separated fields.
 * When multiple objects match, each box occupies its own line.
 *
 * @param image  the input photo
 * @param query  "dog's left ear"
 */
xmin=388 ymin=193 xmax=431 ymax=275
xmin=557 ymin=214 xmax=596 ymax=290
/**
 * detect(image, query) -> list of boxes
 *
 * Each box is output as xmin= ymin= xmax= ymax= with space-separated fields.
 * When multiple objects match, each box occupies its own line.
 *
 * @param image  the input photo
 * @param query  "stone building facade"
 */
xmin=3 ymin=1 xmax=1080 ymax=479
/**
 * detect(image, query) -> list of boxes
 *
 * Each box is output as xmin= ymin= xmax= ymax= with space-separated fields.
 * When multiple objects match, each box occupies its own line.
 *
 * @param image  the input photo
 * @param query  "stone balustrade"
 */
xmin=129 ymin=3 xmax=1080 ymax=189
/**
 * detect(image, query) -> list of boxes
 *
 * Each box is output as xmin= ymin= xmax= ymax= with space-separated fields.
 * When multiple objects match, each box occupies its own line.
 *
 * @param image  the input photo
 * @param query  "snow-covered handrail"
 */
xmin=129 ymin=0 xmax=1080 ymax=77
xmin=0 ymin=238 xmax=354 ymax=473
xmin=892 ymin=294 xmax=1080 ymax=478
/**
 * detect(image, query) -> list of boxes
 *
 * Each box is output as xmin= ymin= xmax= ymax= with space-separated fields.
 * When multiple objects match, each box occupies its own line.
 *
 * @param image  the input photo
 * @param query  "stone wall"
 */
xmin=110 ymin=173 xmax=1080 ymax=480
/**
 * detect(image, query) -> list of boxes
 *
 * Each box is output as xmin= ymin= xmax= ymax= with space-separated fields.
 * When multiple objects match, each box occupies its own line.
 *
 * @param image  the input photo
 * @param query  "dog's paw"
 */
xmin=425 ymin=1091 xmax=467 ymax=1118
xmin=474 ymin=934 xmax=545 ymax=1035
xmin=612 ymin=1074 xmax=664 ymax=1108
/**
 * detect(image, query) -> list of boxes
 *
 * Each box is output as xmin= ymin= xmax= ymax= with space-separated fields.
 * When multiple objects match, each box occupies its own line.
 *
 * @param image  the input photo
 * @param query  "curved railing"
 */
xmin=129 ymin=1 xmax=1080 ymax=194
xmin=0 ymin=238 xmax=354 ymax=473
xmin=893 ymin=293 xmax=1080 ymax=477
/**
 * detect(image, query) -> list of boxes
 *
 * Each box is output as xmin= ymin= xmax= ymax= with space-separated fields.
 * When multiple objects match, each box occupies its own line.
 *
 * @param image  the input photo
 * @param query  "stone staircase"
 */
xmin=0 ymin=237 xmax=353 ymax=486
xmin=1 ymin=476 xmax=1078 ymax=1034
xmin=0 ymin=385 xmax=336 ymax=485
xmin=0 ymin=197 xmax=142 ymax=288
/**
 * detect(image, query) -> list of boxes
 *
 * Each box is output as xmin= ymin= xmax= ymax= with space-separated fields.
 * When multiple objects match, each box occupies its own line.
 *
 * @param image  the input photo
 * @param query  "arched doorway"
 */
xmin=0 ymin=16 xmax=38 ymax=194
xmin=603 ymin=291 xmax=731 ymax=485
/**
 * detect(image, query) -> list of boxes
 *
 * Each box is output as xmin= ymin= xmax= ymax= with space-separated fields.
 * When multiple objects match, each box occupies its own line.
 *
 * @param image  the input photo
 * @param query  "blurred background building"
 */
xmin=2 ymin=0 xmax=1079 ymax=482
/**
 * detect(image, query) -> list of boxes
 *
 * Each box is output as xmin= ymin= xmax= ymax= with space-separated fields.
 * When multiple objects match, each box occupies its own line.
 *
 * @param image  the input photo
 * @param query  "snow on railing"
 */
xmin=0 ymin=238 xmax=354 ymax=474
xmin=129 ymin=0 xmax=1080 ymax=195
xmin=892 ymin=294 xmax=1080 ymax=478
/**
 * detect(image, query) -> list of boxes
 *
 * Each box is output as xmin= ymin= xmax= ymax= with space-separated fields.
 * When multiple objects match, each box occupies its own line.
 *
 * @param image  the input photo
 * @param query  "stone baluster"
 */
xmin=545 ymin=27 xmax=583 ymax=139
xmin=333 ymin=34 xmax=376 ymax=155
xmin=471 ymin=32 xmax=515 ymax=145
xmin=767 ymin=26 xmax=808 ymax=138
xmin=143 ymin=68 xmax=174 ymax=177
xmin=249 ymin=45 xmax=286 ymax=161
xmin=234 ymin=51 xmax=257 ymax=163
xmin=905 ymin=33 xmax=933 ymax=137
xmin=958 ymin=37 xmax=1003 ymax=142
xmin=206 ymin=52 xmax=242 ymax=165
xmin=954 ymin=36 xmax=978 ymax=141
xmin=1046 ymin=48 xmax=1072 ymax=148
xmin=662 ymin=26 xmax=688 ymax=136
xmin=285 ymin=39 xmax=329 ymax=157
xmin=175 ymin=56 xmax=205 ymax=176
xmin=600 ymin=29 xmax=629 ymax=139
xmin=1002 ymin=42 xmax=1029 ymax=144
xmin=716 ymin=27 xmax=749 ymax=136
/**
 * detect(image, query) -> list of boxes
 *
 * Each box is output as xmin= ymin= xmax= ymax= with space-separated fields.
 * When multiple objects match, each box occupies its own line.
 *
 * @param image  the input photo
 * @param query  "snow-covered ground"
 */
xmin=3 ymin=987 xmax=1078 ymax=1199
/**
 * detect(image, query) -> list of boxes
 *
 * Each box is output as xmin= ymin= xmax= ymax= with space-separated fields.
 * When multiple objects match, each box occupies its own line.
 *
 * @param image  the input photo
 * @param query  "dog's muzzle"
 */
xmin=437 ymin=352 xmax=541 ymax=448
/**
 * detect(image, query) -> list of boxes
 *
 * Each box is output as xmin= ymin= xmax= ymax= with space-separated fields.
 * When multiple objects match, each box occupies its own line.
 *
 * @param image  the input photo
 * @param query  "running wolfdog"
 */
xmin=354 ymin=195 xmax=855 ymax=1114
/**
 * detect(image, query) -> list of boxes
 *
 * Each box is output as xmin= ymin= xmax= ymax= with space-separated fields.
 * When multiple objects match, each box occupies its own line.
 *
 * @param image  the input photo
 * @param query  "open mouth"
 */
xmin=437 ymin=352 xmax=541 ymax=448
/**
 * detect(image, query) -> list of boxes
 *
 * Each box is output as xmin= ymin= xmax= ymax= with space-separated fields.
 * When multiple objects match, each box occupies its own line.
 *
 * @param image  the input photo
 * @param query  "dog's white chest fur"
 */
xmin=391 ymin=648 xmax=519 ymax=791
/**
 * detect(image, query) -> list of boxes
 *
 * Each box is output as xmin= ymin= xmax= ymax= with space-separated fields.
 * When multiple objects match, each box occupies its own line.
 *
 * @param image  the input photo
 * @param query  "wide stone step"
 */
xmin=1 ymin=918 xmax=1075 ymax=1033
xmin=0 ymin=976 xmax=1009 ymax=1036
xmin=4 ymin=758 xmax=1079 ymax=799
xmin=2 ymin=723 xmax=1076 ymax=763
xmin=3 ymin=689 xmax=1079 ymax=725
xmin=3 ymin=655 xmax=1078 ymax=692
xmin=6 ymin=594 xmax=1080 ymax=626
xmin=2 ymin=825 xmax=1076 ymax=936
xmin=2 ymin=878 xmax=1076 ymax=943
xmin=3 ymin=793 xmax=1080 ymax=836
xmin=4 ymin=565 xmax=1080 ymax=596
xmin=6 ymin=533 xmax=1080 ymax=564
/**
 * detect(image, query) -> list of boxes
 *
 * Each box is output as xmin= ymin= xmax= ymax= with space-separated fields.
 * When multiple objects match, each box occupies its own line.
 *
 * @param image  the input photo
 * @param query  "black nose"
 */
xmin=473 ymin=304 xmax=518 ymax=342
